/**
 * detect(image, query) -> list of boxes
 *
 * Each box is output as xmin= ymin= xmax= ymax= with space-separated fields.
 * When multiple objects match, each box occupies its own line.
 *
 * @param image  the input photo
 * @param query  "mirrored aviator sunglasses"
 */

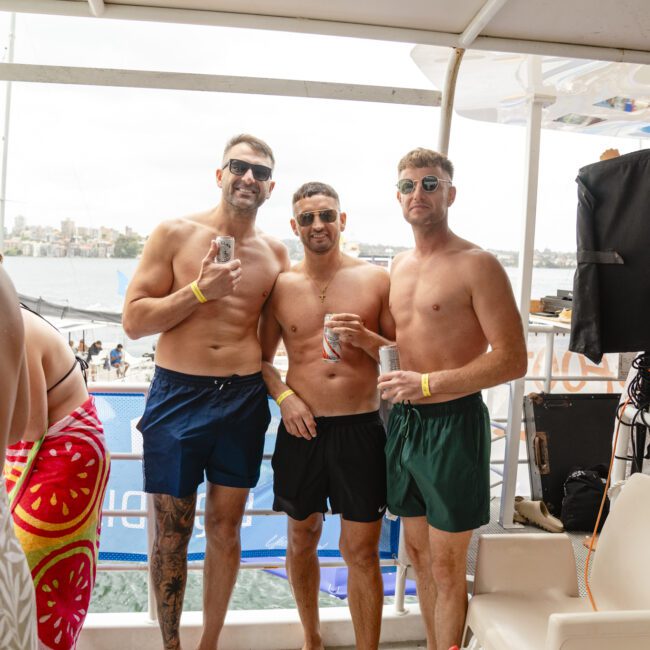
xmin=296 ymin=209 xmax=338 ymax=227
xmin=397 ymin=175 xmax=450 ymax=194
xmin=225 ymin=158 xmax=273 ymax=181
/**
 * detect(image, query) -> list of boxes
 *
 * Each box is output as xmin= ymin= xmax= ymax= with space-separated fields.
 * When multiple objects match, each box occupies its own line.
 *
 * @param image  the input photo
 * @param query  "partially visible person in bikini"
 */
xmin=0 ymin=261 xmax=38 ymax=650
xmin=4 ymin=305 xmax=111 ymax=650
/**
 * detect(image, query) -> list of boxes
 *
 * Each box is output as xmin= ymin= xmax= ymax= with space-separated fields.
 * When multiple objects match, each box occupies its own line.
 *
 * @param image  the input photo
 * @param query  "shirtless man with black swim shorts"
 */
xmin=123 ymin=134 xmax=289 ymax=650
xmin=260 ymin=182 xmax=394 ymax=650
xmin=378 ymin=148 xmax=527 ymax=650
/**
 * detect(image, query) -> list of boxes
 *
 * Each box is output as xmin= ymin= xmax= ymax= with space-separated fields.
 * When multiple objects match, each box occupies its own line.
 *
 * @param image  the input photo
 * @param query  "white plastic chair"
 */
xmin=462 ymin=472 xmax=650 ymax=650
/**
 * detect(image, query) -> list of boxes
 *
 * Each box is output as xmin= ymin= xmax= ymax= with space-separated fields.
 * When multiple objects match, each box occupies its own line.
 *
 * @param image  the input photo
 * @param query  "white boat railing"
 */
xmin=91 ymin=381 xmax=402 ymax=620
xmin=90 ymin=327 xmax=623 ymax=620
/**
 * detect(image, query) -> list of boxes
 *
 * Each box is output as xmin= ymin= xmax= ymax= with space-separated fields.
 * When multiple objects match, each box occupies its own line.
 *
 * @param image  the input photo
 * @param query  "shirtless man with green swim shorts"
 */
xmin=378 ymin=148 xmax=527 ymax=650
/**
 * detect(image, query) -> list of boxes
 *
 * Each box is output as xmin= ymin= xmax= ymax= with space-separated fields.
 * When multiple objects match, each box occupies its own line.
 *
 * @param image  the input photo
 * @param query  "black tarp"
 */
xmin=569 ymin=149 xmax=650 ymax=364
xmin=19 ymin=294 xmax=122 ymax=325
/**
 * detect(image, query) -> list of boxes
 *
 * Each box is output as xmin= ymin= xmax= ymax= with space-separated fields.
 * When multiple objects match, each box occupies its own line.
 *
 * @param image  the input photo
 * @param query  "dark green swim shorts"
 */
xmin=385 ymin=393 xmax=491 ymax=533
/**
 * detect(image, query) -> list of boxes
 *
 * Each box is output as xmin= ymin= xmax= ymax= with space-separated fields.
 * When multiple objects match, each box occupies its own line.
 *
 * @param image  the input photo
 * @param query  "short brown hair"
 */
xmin=292 ymin=182 xmax=340 ymax=208
xmin=398 ymin=148 xmax=454 ymax=180
xmin=223 ymin=134 xmax=275 ymax=167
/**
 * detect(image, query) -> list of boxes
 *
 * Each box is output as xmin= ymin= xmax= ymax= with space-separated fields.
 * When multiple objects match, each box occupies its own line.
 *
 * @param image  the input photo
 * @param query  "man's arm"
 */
xmin=327 ymin=313 xmax=392 ymax=362
xmin=123 ymin=225 xmax=242 ymax=339
xmin=379 ymin=252 xmax=527 ymax=402
xmin=259 ymin=292 xmax=317 ymax=440
xmin=328 ymin=268 xmax=395 ymax=361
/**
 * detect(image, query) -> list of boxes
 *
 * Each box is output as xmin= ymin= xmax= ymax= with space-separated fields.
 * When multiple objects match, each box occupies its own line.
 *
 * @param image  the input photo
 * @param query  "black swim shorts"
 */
xmin=138 ymin=366 xmax=271 ymax=497
xmin=272 ymin=411 xmax=387 ymax=522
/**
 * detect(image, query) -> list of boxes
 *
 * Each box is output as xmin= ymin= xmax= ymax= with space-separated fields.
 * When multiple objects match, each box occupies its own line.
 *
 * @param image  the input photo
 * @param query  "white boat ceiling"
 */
xmin=0 ymin=0 xmax=649 ymax=63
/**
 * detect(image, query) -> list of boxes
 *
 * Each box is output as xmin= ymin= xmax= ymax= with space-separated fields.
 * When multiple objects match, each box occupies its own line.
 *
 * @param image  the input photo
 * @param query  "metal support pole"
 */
xmin=499 ymin=58 xmax=551 ymax=527
xmin=542 ymin=331 xmax=555 ymax=393
xmin=0 ymin=12 xmax=15 ymax=254
xmin=437 ymin=48 xmax=464 ymax=155
xmin=393 ymin=521 xmax=408 ymax=615
xmin=146 ymin=493 xmax=158 ymax=622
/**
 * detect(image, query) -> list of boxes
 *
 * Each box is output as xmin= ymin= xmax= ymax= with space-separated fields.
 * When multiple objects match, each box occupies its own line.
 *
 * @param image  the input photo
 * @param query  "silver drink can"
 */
xmin=379 ymin=344 xmax=400 ymax=374
xmin=214 ymin=236 xmax=235 ymax=263
xmin=322 ymin=313 xmax=342 ymax=363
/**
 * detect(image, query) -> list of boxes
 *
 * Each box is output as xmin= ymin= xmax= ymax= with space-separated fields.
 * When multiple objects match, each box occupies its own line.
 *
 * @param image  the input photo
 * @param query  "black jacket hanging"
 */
xmin=569 ymin=148 xmax=650 ymax=363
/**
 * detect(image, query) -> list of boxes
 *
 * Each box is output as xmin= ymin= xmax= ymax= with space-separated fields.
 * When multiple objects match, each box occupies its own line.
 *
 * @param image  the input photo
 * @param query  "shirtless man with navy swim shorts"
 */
xmin=260 ymin=182 xmax=394 ymax=650
xmin=378 ymin=148 xmax=527 ymax=650
xmin=123 ymin=134 xmax=289 ymax=650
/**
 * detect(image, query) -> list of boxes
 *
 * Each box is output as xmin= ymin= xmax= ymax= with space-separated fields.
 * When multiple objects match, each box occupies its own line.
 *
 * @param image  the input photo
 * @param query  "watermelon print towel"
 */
xmin=4 ymin=396 xmax=110 ymax=650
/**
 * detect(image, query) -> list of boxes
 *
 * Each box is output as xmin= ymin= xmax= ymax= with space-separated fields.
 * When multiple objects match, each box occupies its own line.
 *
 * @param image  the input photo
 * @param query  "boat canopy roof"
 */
xmin=4 ymin=0 xmax=650 ymax=65
xmin=412 ymin=47 xmax=650 ymax=138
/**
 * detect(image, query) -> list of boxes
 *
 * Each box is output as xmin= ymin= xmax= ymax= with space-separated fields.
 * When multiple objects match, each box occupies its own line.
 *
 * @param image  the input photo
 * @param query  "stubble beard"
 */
xmin=225 ymin=184 xmax=267 ymax=216
xmin=405 ymin=204 xmax=447 ymax=230
xmin=304 ymin=232 xmax=338 ymax=255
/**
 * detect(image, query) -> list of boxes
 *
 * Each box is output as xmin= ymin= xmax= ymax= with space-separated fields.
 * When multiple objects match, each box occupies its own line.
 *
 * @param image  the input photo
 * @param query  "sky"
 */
xmin=0 ymin=11 xmax=648 ymax=252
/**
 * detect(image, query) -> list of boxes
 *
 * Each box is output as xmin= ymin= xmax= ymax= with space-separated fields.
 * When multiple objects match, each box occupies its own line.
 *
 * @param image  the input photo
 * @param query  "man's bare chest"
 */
xmin=391 ymin=267 xmax=470 ymax=322
xmin=277 ymin=281 xmax=380 ymax=338
xmin=174 ymin=246 xmax=280 ymax=297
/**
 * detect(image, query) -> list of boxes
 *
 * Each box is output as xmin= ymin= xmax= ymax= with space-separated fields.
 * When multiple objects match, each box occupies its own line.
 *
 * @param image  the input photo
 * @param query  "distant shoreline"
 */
xmin=2 ymin=248 xmax=578 ymax=269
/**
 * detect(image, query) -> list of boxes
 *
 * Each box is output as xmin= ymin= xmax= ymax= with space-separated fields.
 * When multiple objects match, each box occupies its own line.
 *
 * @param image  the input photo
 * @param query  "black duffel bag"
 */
xmin=561 ymin=464 xmax=610 ymax=532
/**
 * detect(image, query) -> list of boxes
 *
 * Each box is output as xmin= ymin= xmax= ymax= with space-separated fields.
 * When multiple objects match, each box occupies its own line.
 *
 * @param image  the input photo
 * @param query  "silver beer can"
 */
xmin=379 ymin=344 xmax=400 ymax=374
xmin=214 ymin=236 xmax=235 ymax=263
xmin=322 ymin=313 xmax=342 ymax=363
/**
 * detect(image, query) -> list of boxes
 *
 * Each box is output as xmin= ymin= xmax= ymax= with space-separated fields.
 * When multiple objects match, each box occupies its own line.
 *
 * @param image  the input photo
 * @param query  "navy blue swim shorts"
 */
xmin=138 ymin=366 xmax=271 ymax=497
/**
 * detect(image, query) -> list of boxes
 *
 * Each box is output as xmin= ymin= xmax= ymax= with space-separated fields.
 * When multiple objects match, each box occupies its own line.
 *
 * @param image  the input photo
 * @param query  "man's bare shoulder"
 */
xmin=258 ymin=231 xmax=290 ymax=266
xmin=455 ymin=245 xmax=500 ymax=268
xmin=276 ymin=264 xmax=305 ymax=286
xmin=453 ymin=247 xmax=510 ymax=287
xmin=346 ymin=256 xmax=390 ymax=283
xmin=147 ymin=213 xmax=207 ymax=243
xmin=390 ymin=249 xmax=414 ymax=273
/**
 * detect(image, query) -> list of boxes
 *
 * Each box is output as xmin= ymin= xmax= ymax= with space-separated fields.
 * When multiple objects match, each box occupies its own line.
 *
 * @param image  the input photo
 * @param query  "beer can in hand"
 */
xmin=322 ymin=313 xmax=342 ymax=363
xmin=379 ymin=344 xmax=400 ymax=374
xmin=214 ymin=236 xmax=235 ymax=263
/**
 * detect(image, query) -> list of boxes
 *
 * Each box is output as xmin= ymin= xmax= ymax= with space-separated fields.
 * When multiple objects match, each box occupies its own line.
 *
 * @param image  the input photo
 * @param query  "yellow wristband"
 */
xmin=190 ymin=280 xmax=208 ymax=304
xmin=421 ymin=373 xmax=431 ymax=398
xmin=276 ymin=389 xmax=295 ymax=406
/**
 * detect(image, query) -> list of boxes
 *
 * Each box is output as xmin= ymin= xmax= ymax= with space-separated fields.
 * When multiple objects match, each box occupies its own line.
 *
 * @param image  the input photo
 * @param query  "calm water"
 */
xmin=4 ymin=256 xmax=575 ymax=359
xmin=4 ymin=256 xmax=574 ymax=612
xmin=4 ymin=255 xmax=575 ymax=312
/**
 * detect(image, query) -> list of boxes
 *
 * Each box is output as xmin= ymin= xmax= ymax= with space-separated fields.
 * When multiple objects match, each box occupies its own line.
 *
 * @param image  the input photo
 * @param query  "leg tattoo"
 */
xmin=151 ymin=493 xmax=197 ymax=650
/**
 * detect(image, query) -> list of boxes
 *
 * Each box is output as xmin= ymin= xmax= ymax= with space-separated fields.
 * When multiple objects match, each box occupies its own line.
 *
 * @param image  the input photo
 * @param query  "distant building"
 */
xmin=61 ymin=218 xmax=76 ymax=240
xmin=12 ymin=215 xmax=26 ymax=236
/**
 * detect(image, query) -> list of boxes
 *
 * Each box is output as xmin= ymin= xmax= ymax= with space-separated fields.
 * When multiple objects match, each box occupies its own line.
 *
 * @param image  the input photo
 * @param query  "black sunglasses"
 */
xmin=295 ymin=209 xmax=338 ymax=227
xmin=397 ymin=175 xmax=452 ymax=194
xmin=224 ymin=158 xmax=273 ymax=181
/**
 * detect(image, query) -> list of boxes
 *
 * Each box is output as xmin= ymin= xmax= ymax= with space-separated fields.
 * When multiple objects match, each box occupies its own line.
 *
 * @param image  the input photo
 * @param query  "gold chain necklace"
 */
xmin=305 ymin=259 xmax=343 ymax=303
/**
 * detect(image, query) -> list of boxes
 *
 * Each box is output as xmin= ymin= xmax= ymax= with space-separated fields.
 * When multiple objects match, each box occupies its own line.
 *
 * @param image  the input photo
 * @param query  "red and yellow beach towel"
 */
xmin=4 ymin=396 xmax=110 ymax=650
